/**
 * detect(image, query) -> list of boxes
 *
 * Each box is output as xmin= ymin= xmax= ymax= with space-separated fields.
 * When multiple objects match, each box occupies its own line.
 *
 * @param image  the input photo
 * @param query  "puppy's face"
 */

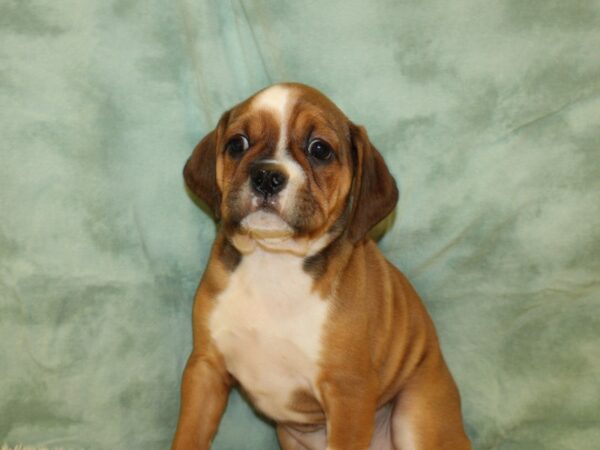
xmin=184 ymin=83 xmax=398 ymax=255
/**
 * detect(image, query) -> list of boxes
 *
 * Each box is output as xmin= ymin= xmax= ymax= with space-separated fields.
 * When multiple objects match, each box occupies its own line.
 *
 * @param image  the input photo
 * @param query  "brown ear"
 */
xmin=183 ymin=113 xmax=229 ymax=220
xmin=347 ymin=123 xmax=399 ymax=242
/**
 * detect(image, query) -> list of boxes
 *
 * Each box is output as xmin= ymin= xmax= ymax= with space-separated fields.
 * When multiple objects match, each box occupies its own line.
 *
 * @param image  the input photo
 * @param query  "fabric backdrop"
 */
xmin=1 ymin=1 xmax=599 ymax=449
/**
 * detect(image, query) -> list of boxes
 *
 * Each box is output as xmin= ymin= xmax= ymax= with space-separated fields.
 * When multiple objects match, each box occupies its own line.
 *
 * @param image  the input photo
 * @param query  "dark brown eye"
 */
xmin=226 ymin=135 xmax=249 ymax=157
xmin=307 ymin=139 xmax=333 ymax=161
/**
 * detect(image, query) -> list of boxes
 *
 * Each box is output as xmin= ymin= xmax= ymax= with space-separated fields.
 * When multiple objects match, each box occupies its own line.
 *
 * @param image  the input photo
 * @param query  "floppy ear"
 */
xmin=347 ymin=123 xmax=399 ymax=242
xmin=183 ymin=112 xmax=229 ymax=220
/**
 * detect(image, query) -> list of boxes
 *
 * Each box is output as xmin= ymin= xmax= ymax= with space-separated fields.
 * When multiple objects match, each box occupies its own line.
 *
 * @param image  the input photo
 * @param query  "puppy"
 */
xmin=172 ymin=83 xmax=471 ymax=450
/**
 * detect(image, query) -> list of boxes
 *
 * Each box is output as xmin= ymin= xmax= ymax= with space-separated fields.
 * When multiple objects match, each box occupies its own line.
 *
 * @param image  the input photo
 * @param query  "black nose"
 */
xmin=250 ymin=165 xmax=287 ymax=197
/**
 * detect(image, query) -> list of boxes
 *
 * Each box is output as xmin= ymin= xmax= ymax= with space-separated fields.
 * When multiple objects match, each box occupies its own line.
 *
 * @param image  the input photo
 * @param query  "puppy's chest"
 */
xmin=209 ymin=250 xmax=329 ymax=422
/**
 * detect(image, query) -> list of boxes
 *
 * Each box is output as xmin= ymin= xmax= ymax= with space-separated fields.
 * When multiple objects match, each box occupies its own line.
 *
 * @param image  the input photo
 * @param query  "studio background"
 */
xmin=1 ymin=1 xmax=599 ymax=449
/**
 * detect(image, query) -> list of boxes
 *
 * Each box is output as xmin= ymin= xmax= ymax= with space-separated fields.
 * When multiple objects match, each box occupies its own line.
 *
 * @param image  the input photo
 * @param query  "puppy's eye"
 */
xmin=226 ymin=135 xmax=250 ymax=157
xmin=307 ymin=139 xmax=333 ymax=162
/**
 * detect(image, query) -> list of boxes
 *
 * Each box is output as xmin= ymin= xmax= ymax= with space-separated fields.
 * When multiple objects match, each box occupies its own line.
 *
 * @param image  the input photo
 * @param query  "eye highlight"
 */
xmin=226 ymin=135 xmax=250 ymax=157
xmin=307 ymin=139 xmax=333 ymax=162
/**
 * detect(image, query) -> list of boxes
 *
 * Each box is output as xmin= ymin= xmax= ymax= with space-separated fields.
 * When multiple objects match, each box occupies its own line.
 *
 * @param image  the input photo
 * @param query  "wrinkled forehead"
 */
xmin=227 ymin=84 xmax=350 ymax=138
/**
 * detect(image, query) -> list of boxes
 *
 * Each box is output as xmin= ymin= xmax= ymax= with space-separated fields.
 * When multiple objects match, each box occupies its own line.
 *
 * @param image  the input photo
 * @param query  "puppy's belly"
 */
xmin=209 ymin=249 xmax=329 ymax=423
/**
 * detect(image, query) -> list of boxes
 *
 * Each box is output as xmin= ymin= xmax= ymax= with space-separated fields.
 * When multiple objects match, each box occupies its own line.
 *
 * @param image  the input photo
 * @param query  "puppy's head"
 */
xmin=184 ymin=83 xmax=398 ymax=255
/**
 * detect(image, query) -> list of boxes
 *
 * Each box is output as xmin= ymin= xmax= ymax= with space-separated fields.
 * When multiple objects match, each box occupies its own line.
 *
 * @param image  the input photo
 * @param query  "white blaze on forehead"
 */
xmin=251 ymin=84 xmax=306 ymax=213
xmin=252 ymin=84 xmax=291 ymax=124
xmin=252 ymin=84 xmax=293 ymax=154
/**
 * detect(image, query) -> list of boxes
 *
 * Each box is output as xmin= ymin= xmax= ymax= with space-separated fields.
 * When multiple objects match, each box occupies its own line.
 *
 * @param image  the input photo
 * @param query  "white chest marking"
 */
xmin=209 ymin=248 xmax=329 ymax=422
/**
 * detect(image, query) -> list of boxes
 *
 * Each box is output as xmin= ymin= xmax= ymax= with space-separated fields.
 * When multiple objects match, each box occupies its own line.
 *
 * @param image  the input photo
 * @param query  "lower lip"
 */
xmin=240 ymin=210 xmax=293 ymax=238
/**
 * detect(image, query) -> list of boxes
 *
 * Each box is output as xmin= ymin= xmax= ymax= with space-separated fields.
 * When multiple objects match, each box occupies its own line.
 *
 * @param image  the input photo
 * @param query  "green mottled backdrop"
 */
xmin=1 ymin=1 xmax=599 ymax=449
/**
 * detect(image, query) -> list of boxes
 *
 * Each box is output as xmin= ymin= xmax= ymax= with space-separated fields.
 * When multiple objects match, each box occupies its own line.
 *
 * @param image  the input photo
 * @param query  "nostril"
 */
xmin=268 ymin=171 xmax=287 ymax=194
xmin=252 ymin=169 xmax=265 ymax=186
xmin=271 ymin=173 xmax=283 ymax=188
xmin=250 ymin=166 xmax=287 ymax=196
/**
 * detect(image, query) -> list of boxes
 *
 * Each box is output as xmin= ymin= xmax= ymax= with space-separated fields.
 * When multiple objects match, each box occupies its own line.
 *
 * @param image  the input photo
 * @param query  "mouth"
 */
xmin=233 ymin=209 xmax=315 ymax=255
xmin=252 ymin=193 xmax=280 ymax=211
xmin=240 ymin=209 xmax=294 ymax=239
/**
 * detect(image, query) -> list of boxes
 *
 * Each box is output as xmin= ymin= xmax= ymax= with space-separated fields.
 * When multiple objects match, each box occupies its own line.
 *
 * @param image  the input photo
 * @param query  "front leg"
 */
xmin=320 ymin=379 xmax=378 ymax=450
xmin=171 ymin=351 xmax=231 ymax=450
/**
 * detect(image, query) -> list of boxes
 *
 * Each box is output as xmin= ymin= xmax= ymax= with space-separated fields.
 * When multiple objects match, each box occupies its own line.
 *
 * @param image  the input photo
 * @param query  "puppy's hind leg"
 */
xmin=390 ymin=356 xmax=471 ymax=450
